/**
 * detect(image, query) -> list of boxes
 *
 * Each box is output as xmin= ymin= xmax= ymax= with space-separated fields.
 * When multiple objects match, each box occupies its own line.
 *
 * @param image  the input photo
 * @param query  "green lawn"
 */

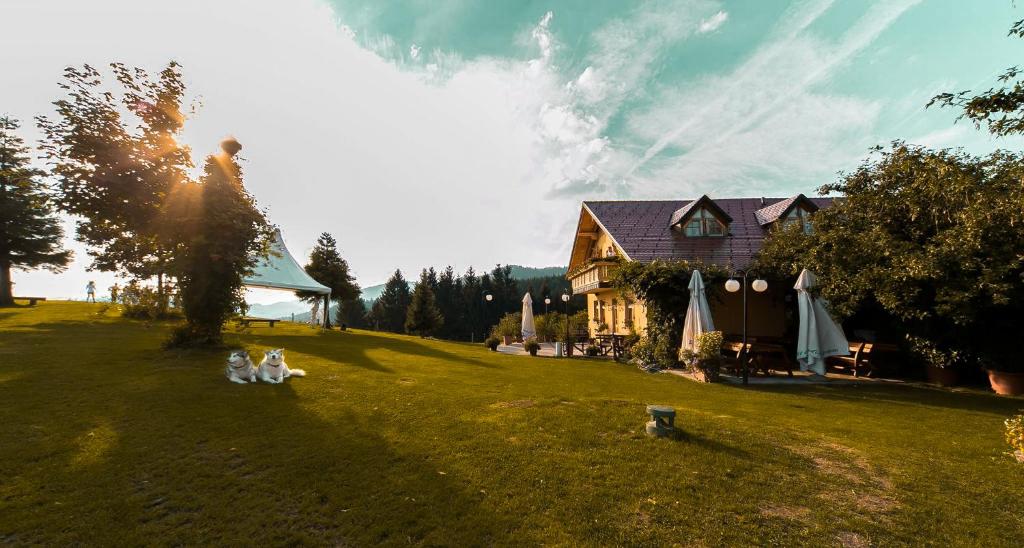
xmin=1 ymin=302 xmax=1022 ymax=545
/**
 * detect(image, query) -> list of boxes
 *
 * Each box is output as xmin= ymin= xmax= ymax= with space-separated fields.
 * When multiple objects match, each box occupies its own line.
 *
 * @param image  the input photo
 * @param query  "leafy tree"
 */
xmin=405 ymin=269 xmax=444 ymax=337
xmin=37 ymin=62 xmax=192 ymax=291
xmin=170 ymin=139 xmax=270 ymax=346
xmin=0 ymin=117 xmax=71 ymax=305
xmin=298 ymin=232 xmax=360 ymax=328
xmin=930 ymin=18 xmax=1024 ymax=137
xmin=376 ymin=269 xmax=411 ymax=333
xmin=756 ymin=143 xmax=1024 ymax=371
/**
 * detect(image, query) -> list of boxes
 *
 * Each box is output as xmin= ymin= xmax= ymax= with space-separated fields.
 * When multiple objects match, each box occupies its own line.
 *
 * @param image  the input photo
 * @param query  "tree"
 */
xmin=930 ymin=18 xmax=1024 ymax=137
xmin=298 ymin=232 xmax=360 ymax=328
xmin=170 ymin=139 xmax=270 ymax=346
xmin=336 ymin=297 xmax=368 ymax=329
xmin=0 ymin=117 xmax=71 ymax=305
xmin=756 ymin=143 xmax=1024 ymax=372
xmin=405 ymin=269 xmax=444 ymax=337
xmin=376 ymin=269 xmax=411 ymax=333
xmin=37 ymin=62 xmax=193 ymax=291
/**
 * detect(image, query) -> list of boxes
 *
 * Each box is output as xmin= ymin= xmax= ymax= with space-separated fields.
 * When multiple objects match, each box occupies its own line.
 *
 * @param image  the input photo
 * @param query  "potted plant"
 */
xmin=585 ymin=344 xmax=600 ymax=357
xmin=680 ymin=331 xmax=724 ymax=383
xmin=1007 ymin=413 xmax=1024 ymax=463
xmin=484 ymin=336 xmax=500 ymax=352
xmin=493 ymin=312 xmax=522 ymax=346
xmin=524 ymin=338 xmax=541 ymax=357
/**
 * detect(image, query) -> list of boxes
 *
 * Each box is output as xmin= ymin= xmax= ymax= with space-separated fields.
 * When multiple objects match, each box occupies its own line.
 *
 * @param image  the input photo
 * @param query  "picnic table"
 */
xmin=13 ymin=296 xmax=46 ymax=306
xmin=593 ymin=334 xmax=626 ymax=359
xmin=720 ymin=339 xmax=794 ymax=377
xmin=239 ymin=317 xmax=277 ymax=328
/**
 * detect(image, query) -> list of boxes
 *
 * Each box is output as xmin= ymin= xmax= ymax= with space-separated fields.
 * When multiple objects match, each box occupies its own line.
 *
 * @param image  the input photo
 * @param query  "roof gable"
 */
xmin=668 ymin=195 xmax=734 ymax=228
xmin=753 ymin=194 xmax=820 ymax=226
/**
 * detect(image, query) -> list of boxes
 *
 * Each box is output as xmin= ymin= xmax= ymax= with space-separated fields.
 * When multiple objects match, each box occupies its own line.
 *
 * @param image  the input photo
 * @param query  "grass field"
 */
xmin=1 ymin=302 xmax=1022 ymax=545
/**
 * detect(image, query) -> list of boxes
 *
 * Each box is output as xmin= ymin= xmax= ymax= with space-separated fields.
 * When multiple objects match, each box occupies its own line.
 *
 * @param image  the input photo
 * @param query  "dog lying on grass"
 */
xmin=257 ymin=349 xmax=306 ymax=384
xmin=225 ymin=350 xmax=258 ymax=384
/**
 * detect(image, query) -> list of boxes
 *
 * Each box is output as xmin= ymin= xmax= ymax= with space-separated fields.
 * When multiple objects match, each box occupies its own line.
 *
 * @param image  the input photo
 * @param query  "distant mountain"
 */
xmin=293 ymin=303 xmax=338 ymax=324
xmin=247 ymin=300 xmax=310 ymax=320
xmin=508 ymin=265 xmax=566 ymax=279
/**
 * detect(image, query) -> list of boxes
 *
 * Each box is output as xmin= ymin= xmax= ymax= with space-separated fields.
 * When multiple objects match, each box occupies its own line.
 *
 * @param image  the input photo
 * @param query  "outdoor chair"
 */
xmin=828 ymin=342 xmax=872 ymax=377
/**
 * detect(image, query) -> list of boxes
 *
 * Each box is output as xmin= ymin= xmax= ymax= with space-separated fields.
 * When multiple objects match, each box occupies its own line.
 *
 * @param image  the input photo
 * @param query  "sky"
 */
xmin=4 ymin=0 xmax=1023 ymax=304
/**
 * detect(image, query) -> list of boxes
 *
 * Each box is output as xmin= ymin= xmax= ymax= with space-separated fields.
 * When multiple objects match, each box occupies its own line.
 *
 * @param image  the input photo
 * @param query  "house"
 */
xmin=565 ymin=194 xmax=833 ymax=338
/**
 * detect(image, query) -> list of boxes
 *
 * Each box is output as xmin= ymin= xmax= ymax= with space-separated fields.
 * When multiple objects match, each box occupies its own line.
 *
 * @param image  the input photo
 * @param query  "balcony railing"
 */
xmin=568 ymin=258 xmax=619 ymax=295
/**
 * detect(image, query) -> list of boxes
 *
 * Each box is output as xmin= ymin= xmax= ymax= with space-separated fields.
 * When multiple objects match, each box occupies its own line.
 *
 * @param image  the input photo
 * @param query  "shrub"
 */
xmin=533 ymin=313 xmax=560 ymax=342
xmin=491 ymin=312 xmax=521 ymax=338
xmin=680 ymin=331 xmax=724 ymax=381
xmin=524 ymin=338 xmax=541 ymax=356
xmin=585 ymin=345 xmax=600 ymax=357
xmin=630 ymin=334 xmax=675 ymax=370
xmin=119 ymin=283 xmax=181 ymax=321
xmin=1007 ymin=413 xmax=1024 ymax=460
xmin=484 ymin=336 xmax=500 ymax=351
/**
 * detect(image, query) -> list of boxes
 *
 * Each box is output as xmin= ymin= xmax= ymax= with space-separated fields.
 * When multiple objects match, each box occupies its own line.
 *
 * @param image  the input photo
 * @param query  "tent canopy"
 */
xmin=244 ymin=229 xmax=330 ymax=295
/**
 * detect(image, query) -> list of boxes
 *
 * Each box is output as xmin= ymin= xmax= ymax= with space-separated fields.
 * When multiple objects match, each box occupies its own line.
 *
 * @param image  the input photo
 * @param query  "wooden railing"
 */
xmin=568 ymin=258 xmax=619 ymax=294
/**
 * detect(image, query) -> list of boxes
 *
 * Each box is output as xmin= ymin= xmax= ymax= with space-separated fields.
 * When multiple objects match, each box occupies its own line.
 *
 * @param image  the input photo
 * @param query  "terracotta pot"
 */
xmin=986 ymin=370 xmax=1024 ymax=396
xmin=502 ymin=336 xmax=514 ymax=346
xmin=926 ymin=365 xmax=959 ymax=387
xmin=529 ymin=349 xmax=538 ymax=357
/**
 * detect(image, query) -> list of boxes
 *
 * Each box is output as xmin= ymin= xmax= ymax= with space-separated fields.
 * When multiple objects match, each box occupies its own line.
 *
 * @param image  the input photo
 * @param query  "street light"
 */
xmin=474 ymin=292 xmax=493 ymax=343
xmin=725 ymin=270 xmax=768 ymax=385
xmin=544 ymin=297 xmax=551 ymax=315
xmin=561 ymin=293 xmax=571 ymax=357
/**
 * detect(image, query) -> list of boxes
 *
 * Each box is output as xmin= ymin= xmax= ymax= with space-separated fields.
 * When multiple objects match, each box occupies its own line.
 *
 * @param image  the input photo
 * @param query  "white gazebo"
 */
xmin=244 ymin=229 xmax=331 ymax=326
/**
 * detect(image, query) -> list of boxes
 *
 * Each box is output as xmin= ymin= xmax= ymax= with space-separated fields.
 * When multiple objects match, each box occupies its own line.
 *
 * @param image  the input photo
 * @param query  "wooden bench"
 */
xmin=239 ymin=317 xmax=277 ymax=328
xmin=721 ymin=339 xmax=754 ymax=376
xmin=828 ymin=342 xmax=872 ymax=377
xmin=13 ymin=296 xmax=46 ymax=306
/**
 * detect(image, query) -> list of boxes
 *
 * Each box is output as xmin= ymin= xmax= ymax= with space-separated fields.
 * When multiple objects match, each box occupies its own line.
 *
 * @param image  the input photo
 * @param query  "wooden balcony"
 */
xmin=568 ymin=258 xmax=619 ymax=295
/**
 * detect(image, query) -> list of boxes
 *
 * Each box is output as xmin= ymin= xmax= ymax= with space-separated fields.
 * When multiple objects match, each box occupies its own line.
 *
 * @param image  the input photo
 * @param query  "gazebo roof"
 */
xmin=244 ymin=229 xmax=330 ymax=295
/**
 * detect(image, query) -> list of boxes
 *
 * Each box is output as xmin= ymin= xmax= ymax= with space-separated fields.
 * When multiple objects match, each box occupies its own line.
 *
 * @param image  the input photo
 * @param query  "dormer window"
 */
xmin=669 ymin=195 xmax=733 ymax=237
xmin=783 ymin=207 xmax=813 ymax=234
xmin=684 ymin=208 xmax=726 ymax=237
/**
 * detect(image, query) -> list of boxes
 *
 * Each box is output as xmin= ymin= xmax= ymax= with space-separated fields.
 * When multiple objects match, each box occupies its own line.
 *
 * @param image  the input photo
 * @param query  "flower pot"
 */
xmin=986 ymin=370 xmax=1024 ymax=396
xmin=926 ymin=365 xmax=959 ymax=387
xmin=502 ymin=336 xmax=514 ymax=346
xmin=529 ymin=349 xmax=538 ymax=357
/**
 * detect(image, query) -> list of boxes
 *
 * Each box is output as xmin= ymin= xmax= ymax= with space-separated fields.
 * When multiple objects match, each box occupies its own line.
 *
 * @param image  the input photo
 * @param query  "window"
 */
xmin=624 ymin=299 xmax=633 ymax=326
xmin=783 ymin=207 xmax=813 ymax=234
xmin=684 ymin=208 xmax=726 ymax=237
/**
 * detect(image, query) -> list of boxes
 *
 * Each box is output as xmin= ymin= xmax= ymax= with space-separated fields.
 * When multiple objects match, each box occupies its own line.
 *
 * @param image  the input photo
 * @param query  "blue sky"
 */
xmin=4 ymin=0 xmax=1023 ymax=301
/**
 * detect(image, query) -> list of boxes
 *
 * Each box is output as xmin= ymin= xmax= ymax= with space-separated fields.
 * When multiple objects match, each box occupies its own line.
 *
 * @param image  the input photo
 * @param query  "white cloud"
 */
xmin=698 ymin=10 xmax=728 ymax=33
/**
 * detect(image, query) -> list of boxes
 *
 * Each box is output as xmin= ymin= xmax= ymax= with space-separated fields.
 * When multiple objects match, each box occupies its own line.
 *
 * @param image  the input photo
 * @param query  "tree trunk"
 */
xmin=323 ymin=295 xmax=332 ymax=329
xmin=0 ymin=262 xmax=13 ymax=306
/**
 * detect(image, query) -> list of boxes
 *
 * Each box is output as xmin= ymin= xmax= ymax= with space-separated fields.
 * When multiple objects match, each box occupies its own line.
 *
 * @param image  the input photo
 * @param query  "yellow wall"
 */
xmin=587 ymin=291 xmax=648 ymax=336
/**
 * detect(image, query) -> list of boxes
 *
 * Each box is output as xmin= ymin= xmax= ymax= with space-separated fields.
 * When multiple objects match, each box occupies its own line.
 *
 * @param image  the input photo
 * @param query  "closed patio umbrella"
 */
xmin=680 ymin=269 xmax=714 ymax=357
xmin=521 ymin=292 xmax=536 ymax=340
xmin=794 ymin=269 xmax=849 ymax=375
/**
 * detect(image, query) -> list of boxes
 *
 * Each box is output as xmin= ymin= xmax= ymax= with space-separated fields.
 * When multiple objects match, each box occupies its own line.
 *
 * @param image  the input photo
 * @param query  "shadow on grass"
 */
xmin=739 ymin=382 xmax=1022 ymax=416
xmin=0 ymin=338 xmax=519 ymax=545
xmin=669 ymin=429 xmax=753 ymax=460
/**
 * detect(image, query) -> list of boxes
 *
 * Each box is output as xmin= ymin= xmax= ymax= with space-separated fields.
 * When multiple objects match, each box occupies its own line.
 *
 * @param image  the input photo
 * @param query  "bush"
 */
xmin=680 ymin=331 xmax=724 ymax=382
xmin=1007 ymin=413 xmax=1024 ymax=461
xmin=119 ymin=283 xmax=180 ymax=321
xmin=630 ymin=334 xmax=675 ymax=370
xmin=484 ymin=336 xmax=500 ymax=351
xmin=585 ymin=344 xmax=600 ymax=357
xmin=533 ymin=313 xmax=559 ymax=342
xmin=491 ymin=312 xmax=521 ymax=339
xmin=524 ymin=338 xmax=541 ymax=356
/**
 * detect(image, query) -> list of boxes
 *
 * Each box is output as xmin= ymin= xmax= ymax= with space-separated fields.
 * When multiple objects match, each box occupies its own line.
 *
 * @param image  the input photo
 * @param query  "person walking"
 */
xmin=109 ymin=283 xmax=120 ymax=304
xmin=86 ymin=281 xmax=96 ymax=303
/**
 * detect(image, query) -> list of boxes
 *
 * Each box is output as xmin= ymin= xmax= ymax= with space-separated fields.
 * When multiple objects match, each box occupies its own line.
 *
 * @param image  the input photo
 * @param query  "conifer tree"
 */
xmin=377 ymin=269 xmax=411 ymax=333
xmin=298 ymin=232 xmax=360 ymax=328
xmin=171 ymin=139 xmax=269 ymax=346
xmin=405 ymin=269 xmax=444 ymax=337
xmin=0 ymin=117 xmax=71 ymax=305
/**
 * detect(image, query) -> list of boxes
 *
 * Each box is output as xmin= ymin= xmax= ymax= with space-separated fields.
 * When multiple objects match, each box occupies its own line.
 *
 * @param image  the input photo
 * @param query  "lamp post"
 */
xmin=561 ymin=293 xmax=571 ymax=357
xmin=544 ymin=297 xmax=551 ymax=315
xmin=725 ymin=271 xmax=768 ymax=385
xmin=474 ymin=292 xmax=493 ymax=343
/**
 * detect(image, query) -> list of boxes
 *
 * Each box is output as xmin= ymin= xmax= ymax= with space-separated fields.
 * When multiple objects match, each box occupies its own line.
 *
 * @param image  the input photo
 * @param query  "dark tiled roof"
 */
xmin=753 ymin=193 xmax=820 ymax=226
xmin=584 ymin=196 xmax=833 ymax=269
xmin=668 ymin=194 xmax=733 ymax=227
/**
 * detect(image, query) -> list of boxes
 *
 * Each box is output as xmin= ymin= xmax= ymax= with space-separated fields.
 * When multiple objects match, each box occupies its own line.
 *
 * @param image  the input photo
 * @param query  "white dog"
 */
xmin=225 ymin=350 xmax=257 ymax=384
xmin=257 ymin=349 xmax=306 ymax=383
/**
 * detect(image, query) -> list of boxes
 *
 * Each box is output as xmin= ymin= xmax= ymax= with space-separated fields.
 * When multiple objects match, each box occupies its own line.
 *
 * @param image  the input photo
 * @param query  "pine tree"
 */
xmin=336 ymin=297 xmax=368 ymax=329
xmin=298 ymin=232 xmax=360 ymax=328
xmin=0 ymin=117 xmax=71 ymax=305
xmin=376 ymin=269 xmax=411 ymax=333
xmin=405 ymin=269 xmax=444 ymax=337
xmin=171 ymin=139 xmax=270 ymax=346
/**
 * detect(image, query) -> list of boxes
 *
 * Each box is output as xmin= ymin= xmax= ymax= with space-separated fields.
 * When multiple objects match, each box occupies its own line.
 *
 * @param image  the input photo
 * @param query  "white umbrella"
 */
xmin=521 ymin=292 xmax=536 ymax=340
xmin=680 ymin=269 xmax=715 ymax=357
xmin=794 ymin=269 xmax=849 ymax=375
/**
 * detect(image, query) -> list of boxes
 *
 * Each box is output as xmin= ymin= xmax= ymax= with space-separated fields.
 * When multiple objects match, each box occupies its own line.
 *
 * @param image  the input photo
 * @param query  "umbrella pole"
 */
xmin=742 ymin=271 xmax=749 ymax=385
